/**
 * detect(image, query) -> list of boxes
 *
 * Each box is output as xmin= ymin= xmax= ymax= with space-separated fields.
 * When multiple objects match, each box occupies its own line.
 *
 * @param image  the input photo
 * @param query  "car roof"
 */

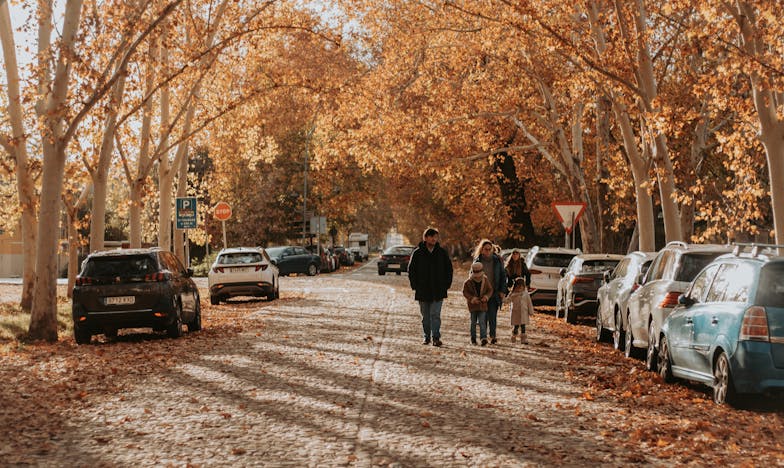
xmin=529 ymin=246 xmax=581 ymax=254
xmin=86 ymin=247 xmax=160 ymax=258
xmin=574 ymin=253 xmax=625 ymax=261
xmin=661 ymin=241 xmax=732 ymax=253
xmin=218 ymin=247 xmax=263 ymax=254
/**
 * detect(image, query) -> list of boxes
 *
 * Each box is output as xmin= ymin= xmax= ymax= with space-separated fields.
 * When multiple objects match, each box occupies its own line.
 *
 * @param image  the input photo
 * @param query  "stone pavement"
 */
xmin=41 ymin=264 xmax=638 ymax=466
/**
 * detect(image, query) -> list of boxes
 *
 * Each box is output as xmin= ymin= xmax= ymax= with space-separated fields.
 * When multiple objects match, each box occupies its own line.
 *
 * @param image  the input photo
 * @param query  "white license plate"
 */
xmin=104 ymin=296 xmax=135 ymax=305
xmin=229 ymin=267 xmax=254 ymax=273
xmin=387 ymin=263 xmax=399 ymax=268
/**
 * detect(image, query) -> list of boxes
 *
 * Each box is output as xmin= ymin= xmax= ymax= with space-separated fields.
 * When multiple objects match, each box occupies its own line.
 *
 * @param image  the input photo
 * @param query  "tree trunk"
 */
xmin=174 ymin=141 xmax=189 ymax=263
xmin=158 ymin=48 xmax=172 ymax=252
xmin=492 ymin=148 xmax=536 ymax=246
xmin=595 ymin=95 xmax=611 ymax=252
xmin=0 ymin=2 xmax=38 ymax=310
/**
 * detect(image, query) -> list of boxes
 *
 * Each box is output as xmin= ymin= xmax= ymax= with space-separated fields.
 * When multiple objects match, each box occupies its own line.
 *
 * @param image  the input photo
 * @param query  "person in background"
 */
xmin=504 ymin=249 xmax=531 ymax=289
xmin=472 ymin=239 xmax=508 ymax=344
xmin=462 ymin=262 xmax=492 ymax=346
xmin=408 ymin=227 xmax=454 ymax=347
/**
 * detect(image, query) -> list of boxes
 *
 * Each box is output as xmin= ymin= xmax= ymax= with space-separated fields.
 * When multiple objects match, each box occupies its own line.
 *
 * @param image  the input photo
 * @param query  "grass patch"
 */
xmin=0 ymin=301 xmax=73 ymax=344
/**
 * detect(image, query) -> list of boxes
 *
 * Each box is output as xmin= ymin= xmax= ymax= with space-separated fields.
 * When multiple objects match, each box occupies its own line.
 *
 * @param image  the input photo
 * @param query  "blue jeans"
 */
xmin=485 ymin=296 xmax=501 ymax=338
xmin=419 ymin=300 xmax=443 ymax=341
xmin=470 ymin=311 xmax=487 ymax=341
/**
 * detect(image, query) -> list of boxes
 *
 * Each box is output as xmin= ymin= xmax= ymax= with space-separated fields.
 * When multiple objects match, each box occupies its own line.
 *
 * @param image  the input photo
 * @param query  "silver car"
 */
xmin=595 ymin=251 xmax=656 ymax=348
xmin=526 ymin=246 xmax=581 ymax=305
xmin=625 ymin=242 xmax=732 ymax=369
xmin=208 ymin=247 xmax=280 ymax=304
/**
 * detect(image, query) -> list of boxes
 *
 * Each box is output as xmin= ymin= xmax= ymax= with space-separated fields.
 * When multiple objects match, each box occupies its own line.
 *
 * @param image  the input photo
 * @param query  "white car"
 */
xmin=526 ymin=246 xmax=581 ymax=305
xmin=595 ymin=251 xmax=656 ymax=349
xmin=208 ymin=247 xmax=279 ymax=305
xmin=625 ymin=242 xmax=732 ymax=369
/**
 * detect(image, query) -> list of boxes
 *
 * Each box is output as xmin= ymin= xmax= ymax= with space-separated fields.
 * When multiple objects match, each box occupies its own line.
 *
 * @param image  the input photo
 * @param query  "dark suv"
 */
xmin=72 ymin=248 xmax=201 ymax=344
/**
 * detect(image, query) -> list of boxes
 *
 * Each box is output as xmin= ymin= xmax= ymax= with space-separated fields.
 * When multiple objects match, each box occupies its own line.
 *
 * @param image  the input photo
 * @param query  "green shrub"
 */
xmin=191 ymin=252 xmax=218 ymax=277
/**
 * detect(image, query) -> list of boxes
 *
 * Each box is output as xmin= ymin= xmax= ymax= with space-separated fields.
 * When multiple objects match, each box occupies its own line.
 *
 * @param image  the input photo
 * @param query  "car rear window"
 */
xmin=218 ymin=252 xmax=262 ymax=264
xmin=582 ymin=260 xmax=620 ymax=273
xmin=385 ymin=247 xmax=413 ymax=255
xmin=756 ymin=264 xmax=784 ymax=308
xmin=532 ymin=253 xmax=575 ymax=268
xmin=83 ymin=255 xmax=158 ymax=277
xmin=674 ymin=252 xmax=725 ymax=282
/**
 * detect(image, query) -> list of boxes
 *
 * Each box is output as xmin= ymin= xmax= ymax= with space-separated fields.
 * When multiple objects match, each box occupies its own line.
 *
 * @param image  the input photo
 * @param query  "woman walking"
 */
xmin=473 ymin=239 xmax=507 ymax=344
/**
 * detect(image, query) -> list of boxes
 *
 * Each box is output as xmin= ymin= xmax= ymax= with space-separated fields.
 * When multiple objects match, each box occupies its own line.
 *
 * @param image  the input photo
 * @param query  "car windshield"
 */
xmin=83 ymin=255 xmax=157 ymax=277
xmin=218 ymin=252 xmax=262 ymax=264
xmin=384 ymin=246 xmax=413 ymax=255
xmin=675 ymin=252 xmax=725 ymax=282
xmin=756 ymin=264 xmax=784 ymax=307
xmin=581 ymin=260 xmax=620 ymax=273
xmin=532 ymin=253 xmax=575 ymax=268
xmin=265 ymin=247 xmax=286 ymax=257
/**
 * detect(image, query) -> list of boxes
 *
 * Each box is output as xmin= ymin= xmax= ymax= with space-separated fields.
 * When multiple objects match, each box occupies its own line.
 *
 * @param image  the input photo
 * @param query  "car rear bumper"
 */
xmin=210 ymin=282 xmax=274 ymax=298
xmin=379 ymin=263 xmax=408 ymax=273
xmin=73 ymin=306 xmax=177 ymax=332
xmin=731 ymin=341 xmax=784 ymax=394
xmin=530 ymin=289 xmax=557 ymax=304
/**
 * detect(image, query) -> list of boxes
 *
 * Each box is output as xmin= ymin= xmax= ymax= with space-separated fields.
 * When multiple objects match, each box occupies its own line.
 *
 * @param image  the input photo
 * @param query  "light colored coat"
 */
xmin=506 ymin=288 xmax=534 ymax=325
xmin=462 ymin=275 xmax=493 ymax=313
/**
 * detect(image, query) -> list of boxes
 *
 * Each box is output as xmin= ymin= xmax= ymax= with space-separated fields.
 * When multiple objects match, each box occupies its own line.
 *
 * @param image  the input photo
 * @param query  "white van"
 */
xmin=348 ymin=233 xmax=369 ymax=261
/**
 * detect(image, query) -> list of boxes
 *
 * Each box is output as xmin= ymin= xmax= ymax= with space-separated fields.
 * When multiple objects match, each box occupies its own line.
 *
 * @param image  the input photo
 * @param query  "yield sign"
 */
xmin=552 ymin=201 xmax=586 ymax=234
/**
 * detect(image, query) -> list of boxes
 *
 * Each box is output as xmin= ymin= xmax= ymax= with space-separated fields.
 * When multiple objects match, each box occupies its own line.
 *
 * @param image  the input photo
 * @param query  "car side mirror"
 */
xmin=678 ymin=294 xmax=695 ymax=307
xmin=270 ymin=259 xmax=278 ymax=265
xmin=636 ymin=273 xmax=646 ymax=285
xmin=559 ymin=268 xmax=566 ymax=277
xmin=603 ymin=271 xmax=611 ymax=283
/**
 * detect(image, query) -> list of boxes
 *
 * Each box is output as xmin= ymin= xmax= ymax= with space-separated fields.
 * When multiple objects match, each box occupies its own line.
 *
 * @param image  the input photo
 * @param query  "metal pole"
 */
xmin=184 ymin=230 xmax=190 ymax=267
xmin=570 ymin=212 xmax=576 ymax=249
xmin=221 ymin=220 xmax=227 ymax=250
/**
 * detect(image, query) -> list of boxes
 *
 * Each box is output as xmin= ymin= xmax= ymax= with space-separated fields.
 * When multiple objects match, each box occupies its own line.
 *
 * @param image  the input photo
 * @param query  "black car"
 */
xmin=266 ymin=246 xmax=321 ymax=276
xmin=378 ymin=245 xmax=415 ymax=275
xmin=72 ymin=248 xmax=201 ymax=344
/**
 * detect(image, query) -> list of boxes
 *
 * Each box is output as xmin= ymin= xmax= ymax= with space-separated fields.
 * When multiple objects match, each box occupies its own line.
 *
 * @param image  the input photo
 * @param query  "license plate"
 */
xmin=387 ymin=263 xmax=398 ymax=268
xmin=104 ymin=296 xmax=135 ymax=305
xmin=229 ymin=267 xmax=254 ymax=273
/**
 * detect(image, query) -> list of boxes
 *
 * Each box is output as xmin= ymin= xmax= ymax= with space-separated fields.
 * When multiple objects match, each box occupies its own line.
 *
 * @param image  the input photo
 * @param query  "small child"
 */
xmin=462 ymin=262 xmax=493 ymax=346
xmin=506 ymin=276 xmax=534 ymax=343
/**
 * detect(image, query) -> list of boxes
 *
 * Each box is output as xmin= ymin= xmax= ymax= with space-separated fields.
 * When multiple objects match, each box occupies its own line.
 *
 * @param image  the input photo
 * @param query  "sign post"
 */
xmin=552 ymin=202 xmax=586 ymax=250
xmin=176 ymin=197 xmax=198 ymax=266
xmin=214 ymin=201 xmax=232 ymax=250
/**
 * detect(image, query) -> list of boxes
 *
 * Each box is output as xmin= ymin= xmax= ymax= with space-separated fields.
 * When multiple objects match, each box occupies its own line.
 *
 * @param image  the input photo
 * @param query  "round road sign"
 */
xmin=214 ymin=202 xmax=232 ymax=221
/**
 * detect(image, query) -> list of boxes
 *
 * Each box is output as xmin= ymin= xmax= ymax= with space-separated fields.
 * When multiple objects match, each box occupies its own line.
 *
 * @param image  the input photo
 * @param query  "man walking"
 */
xmin=408 ymin=227 xmax=453 ymax=347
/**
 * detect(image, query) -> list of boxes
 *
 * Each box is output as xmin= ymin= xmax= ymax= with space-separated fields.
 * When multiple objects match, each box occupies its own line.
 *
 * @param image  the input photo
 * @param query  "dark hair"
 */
xmin=423 ymin=227 xmax=439 ymax=238
xmin=472 ymin=239 xmax=494 ymax=258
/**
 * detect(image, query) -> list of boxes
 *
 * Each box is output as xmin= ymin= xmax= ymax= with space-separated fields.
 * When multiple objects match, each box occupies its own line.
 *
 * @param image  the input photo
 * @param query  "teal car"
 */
xmin=658 ymin=245 xmax=784 ymax=405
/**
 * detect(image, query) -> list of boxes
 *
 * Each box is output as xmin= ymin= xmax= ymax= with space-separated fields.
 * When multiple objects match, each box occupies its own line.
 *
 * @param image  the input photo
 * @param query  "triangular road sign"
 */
xmin=552 ymin=202 xmax=586 ymax=234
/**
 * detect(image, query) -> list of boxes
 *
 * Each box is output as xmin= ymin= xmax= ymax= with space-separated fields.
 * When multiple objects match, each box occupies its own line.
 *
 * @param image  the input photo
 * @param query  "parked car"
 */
xmin=306 ymin=245 xmax=338 ymax=272
xmin=208 ymin=247 xmax=279 ymax=305
xmin=525 ymin=246 xmax=581 ymax=305
xmin=625 ymin=242 xmax=732 ymax=368
xmin=555 ymin=253 xmax=624 ymax=324
xmin=333 ymin=246 xmax=355 ymax=266
xmin=348 ymin=246 xmax=365 ymax=262
xmin=72 ymin=247 xmax=201 ymax=344
xmin=658 ymin=244 xmax=784 ymax=405
xmin=266 ymin=246 xmax=321 ymax=276
xmin=595 ymin=251 xmax=656 ymax=348
xmin=378 ymin=245 xmax=415 ymax=275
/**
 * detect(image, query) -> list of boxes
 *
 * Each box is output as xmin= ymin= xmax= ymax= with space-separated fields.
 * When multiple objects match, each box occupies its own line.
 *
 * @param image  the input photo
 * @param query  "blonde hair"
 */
xmin=472 ymin=239 xmax=494 ymax=259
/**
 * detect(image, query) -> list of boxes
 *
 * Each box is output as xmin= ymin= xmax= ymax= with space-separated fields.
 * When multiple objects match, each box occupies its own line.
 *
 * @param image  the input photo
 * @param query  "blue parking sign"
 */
xmin=176 ymin=197 xmax=198 ymax=229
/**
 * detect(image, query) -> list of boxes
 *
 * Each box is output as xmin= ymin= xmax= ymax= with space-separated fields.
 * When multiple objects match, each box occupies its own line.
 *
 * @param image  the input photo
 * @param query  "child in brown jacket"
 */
xmin=462 ymin=262 xmax=493 ymax=346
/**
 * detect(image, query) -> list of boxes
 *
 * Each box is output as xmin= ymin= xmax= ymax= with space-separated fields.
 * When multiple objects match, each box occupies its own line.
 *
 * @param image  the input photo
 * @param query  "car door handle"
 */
xmin=686 ymin=318 xmax=693 ymax=325
xmin=711 ymin=317 xmax=719 ymax=325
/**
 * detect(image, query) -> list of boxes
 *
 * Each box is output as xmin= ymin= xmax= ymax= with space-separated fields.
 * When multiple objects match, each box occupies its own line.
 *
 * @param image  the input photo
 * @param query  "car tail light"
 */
xmin=740 ymin=306 xmax=769 ymax=342
xmin=659 ymin=291 xmax=681 ymax=308
xmin=571 ymin=276 xmax=593 ymax=285
xmin=255 ymin=265 xmax=268 ymax=271
xmin=631 ymin=283 xmax=640 ymax=292
xmin=529 ymin=269 xmax=542 ymax=275
xmin=75 ymin=277 xmax=93 ymax=286
xmin=403 ymin=256 xmax=410 ymax=263
xmin=144 ymin=272 xmax=170 ymax=282
xmin=213 ymin=267 xmax=225 ymax=273
xmin=381 ymin=255 xmax=389 ymax=261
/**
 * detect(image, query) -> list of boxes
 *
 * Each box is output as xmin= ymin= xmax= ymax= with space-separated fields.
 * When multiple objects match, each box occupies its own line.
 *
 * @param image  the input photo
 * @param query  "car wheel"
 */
xmin=210 ymin=295 xmax=220 ymax=306
xmin=396 ymin=271 xmax=401 ymax=275
xmin=646 ymin=321 xmax=658 ymax=372
xmin=378 ymin=270 xmax=386 ymax=276
xmin=188 ymin=300 xmax=202 ymax=332
xmin=658 ymin=335 xmax=675 ymax=383
xmin=613 ymin=308 xmax=625 ymax=351
xmin=713 ymin=351 xmax=737 ymax=405
xmin=74 ymin=323 xmax=92 ymax=345
xmin=104 ymin=327 xmax=118 ymax=339
xmin=275 ymin=282 xmax=280 ymax=299
xmin=307 ymin=263 xmax=318 ymax=276
xmin=554 ymin=294 xmax=563 ymax=319
xmin=167 ymin=301 xmax=184 ymax=338
xmin=624 ymin=312 xmax=638 ymax=358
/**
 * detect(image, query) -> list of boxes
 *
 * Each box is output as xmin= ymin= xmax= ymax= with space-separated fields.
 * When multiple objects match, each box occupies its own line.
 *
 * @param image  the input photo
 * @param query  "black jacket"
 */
xmin=408 ymin=241 xmax=453 ymax=301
